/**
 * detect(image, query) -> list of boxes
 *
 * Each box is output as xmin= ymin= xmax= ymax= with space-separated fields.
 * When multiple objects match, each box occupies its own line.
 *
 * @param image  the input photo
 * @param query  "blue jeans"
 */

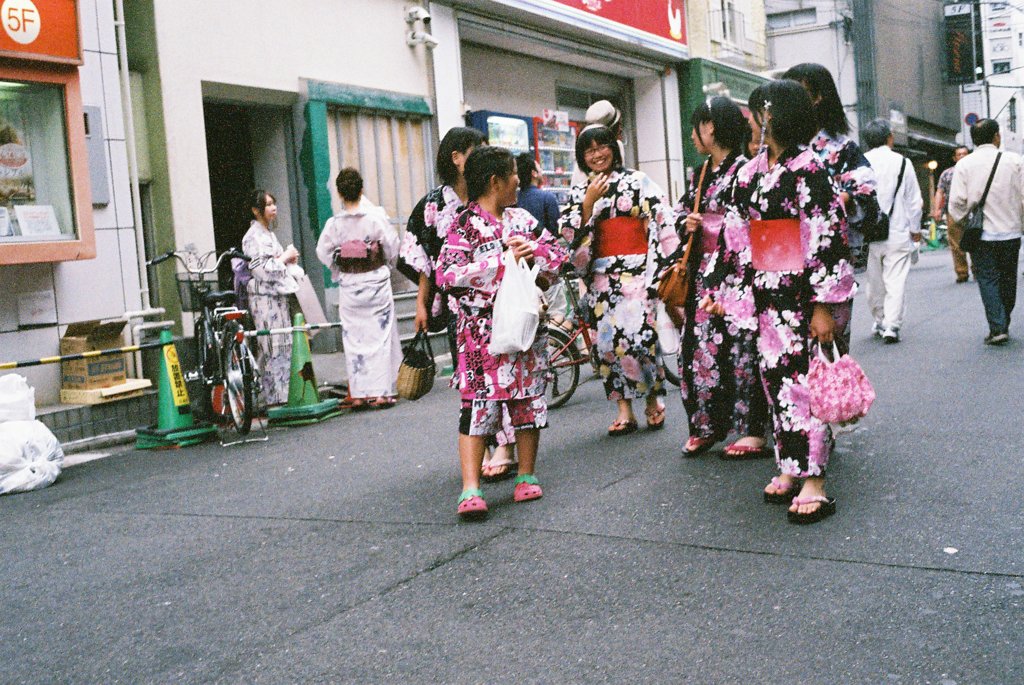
xmin=973 ymin=238 xmax=1021 ymax=335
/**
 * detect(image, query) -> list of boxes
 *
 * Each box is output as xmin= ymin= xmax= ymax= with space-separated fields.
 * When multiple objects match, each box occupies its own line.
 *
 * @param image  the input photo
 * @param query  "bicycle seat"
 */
xmin=203 ymin=290 xmax=237 ymax=307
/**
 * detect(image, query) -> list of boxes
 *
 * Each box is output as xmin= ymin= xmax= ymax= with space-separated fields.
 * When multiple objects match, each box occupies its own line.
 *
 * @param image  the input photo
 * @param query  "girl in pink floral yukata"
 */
xmin=436 ymin=147 xmax=568 ymax=520
xmin=703 ymin=80 xmax=857 ymax=524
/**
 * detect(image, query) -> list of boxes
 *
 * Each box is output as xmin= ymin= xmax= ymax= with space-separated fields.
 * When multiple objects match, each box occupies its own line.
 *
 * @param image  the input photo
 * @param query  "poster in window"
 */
xmin=0 ymin=99 xmax=35 ymax=206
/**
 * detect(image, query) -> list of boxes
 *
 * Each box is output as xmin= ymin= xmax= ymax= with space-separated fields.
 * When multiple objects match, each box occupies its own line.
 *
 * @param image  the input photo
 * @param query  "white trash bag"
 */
xmin=489 ymin=250 xmax=541 ymax=355
xmin=0 ymin=374 xmax=35 ymax=422
xmin=0 ymin=420 xmax=64 ymax=495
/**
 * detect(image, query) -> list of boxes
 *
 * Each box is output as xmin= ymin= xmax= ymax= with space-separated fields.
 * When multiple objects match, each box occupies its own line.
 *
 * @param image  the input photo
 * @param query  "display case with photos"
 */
xmin=0 ymin=80 xmax=75 ymax=243
xmin=0 ymin=65 xmax=93 ymax=265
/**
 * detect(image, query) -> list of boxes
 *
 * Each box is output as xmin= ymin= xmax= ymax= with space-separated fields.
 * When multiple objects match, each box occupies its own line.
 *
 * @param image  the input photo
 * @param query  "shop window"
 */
xmin=327 ymin=108 xmax=430 ymax=233
xmin=0 ymin=80 xmax=75 ymax=244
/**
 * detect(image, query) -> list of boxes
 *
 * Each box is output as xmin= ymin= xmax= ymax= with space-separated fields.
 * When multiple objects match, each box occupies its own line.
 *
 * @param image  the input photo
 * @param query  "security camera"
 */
xmin=406 ymin=30 xmax=438 ymax=49
xmin=406 ymin=6 xmax=431 ymax=25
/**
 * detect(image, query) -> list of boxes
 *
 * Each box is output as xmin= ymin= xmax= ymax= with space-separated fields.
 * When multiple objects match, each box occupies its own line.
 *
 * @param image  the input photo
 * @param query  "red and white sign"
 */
xmin=0 ymin=0 xmax=80 ymax=65
xmin=547 ymin=0 xmax=687 ymax=48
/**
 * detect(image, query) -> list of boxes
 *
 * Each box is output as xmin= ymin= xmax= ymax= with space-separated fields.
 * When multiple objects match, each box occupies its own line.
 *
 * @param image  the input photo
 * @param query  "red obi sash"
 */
xmin=595 ymin=216 xmax=647 ymax=258
xmin=750 ymin=218 xmax=804 ymax=272
xmin=700 ymin=212 xmax=724 ymax=254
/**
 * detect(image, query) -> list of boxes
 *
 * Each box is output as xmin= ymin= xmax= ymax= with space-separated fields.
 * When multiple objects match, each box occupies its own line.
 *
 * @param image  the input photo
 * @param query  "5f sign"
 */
xmin=2 ymin=0 xmax=40 ymax=45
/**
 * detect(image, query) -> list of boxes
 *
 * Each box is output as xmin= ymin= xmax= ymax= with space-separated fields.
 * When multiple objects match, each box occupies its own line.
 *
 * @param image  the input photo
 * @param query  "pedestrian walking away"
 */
xmin=242 ymin=190 xmax=301 ymax=407
xmin=436 ymin=146 xmax=568 ymax=520
xmin=675 ymin=96 xmax=769 ymax=459
xmin=863 ymin=119 xmax=924 ymax=344
xmin=783 ymin=63 xmax=877 ymax=350
xmin=948 ymin=119 xmax=1024 ymax=345
xmin=315 ymin=168 xmax=401 ymax=409
xmin=933 ymin=145 xmax=973 ymax=282
xmin=559 ymin=125 xmax=680 ymax=437
xmin=704 ymin=80 xmax=857 ymax=523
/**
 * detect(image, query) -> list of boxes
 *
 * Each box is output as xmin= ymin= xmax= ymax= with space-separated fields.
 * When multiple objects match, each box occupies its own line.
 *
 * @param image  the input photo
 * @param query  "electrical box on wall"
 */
xmin=83 ymin=106 xmax=110 ymax=206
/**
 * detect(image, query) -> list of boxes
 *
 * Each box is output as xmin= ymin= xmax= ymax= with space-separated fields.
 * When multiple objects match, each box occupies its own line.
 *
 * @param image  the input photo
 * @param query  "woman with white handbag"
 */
xmin=436 ymin=147 xmax=568 ymax=520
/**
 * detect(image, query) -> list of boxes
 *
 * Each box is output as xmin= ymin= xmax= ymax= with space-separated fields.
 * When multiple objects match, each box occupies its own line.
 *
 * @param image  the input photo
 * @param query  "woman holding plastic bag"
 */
xmin=558 ymin=126 xmax=679 ymax=436
xmin=702 ymin=80 xmax=857 ymax=524
xmin=436 ymin=147 xmax=568 ymax=520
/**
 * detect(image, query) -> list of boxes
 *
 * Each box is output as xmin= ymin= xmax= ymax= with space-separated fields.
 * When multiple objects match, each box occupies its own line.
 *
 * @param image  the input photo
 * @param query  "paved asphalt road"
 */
xmin=2 ymin=249 xmax=1023 ymax=684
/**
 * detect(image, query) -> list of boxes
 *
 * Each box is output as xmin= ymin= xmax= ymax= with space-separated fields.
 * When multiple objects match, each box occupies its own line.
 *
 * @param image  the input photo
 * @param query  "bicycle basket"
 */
xmin=176 ymin=273 xmax=219 ymax=312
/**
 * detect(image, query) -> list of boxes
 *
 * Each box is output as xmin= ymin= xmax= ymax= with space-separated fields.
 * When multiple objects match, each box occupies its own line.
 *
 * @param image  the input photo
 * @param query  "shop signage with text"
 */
xmin=547 ymin=0 xmax=687 ymax=47
xmin=0 ymin=0 xmax=80 ymax=65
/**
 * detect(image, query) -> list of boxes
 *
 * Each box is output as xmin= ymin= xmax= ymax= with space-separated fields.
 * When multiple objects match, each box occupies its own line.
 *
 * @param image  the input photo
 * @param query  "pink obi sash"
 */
xmin=750 ymin=219 xmax=804 ymax=272
xmin=700 ymin=212 xmax=724 ymax=254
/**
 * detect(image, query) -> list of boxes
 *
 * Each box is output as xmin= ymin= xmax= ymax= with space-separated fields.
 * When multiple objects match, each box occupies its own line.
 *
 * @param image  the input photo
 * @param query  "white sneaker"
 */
xmin=881 ymin=327 xmax=900 ymax=344
xmin=872 ymin=321 xmax=884 ymax=338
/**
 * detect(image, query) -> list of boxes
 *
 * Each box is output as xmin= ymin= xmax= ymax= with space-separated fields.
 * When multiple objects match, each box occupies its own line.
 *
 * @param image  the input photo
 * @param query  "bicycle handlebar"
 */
xmin=146 ymin=248 xmax=250 ymax=273
xmin=146 ymin=250 xmax=175 ymax=267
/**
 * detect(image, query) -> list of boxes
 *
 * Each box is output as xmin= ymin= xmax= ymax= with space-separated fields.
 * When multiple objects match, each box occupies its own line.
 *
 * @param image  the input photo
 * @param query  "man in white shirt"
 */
xmin=948 ymin=119 xmax=1024 ymax=345
xmin=863 ymin=119 xmax=923 ymax=344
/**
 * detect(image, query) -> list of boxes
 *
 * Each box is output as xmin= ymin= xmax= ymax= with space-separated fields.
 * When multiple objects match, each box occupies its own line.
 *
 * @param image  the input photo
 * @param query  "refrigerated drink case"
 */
xmin=533 ymin=115 xmax=577 ymax=206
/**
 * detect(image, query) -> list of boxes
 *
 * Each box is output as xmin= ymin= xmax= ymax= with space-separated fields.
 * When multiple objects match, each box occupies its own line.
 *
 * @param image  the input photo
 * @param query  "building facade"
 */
xmin=432 ymin=0 xmax=689 ymax=201
xmin=0 ymin=0 xmax=141 ymax=404
xmin=125 ymin=0 xmax=435 ymax=349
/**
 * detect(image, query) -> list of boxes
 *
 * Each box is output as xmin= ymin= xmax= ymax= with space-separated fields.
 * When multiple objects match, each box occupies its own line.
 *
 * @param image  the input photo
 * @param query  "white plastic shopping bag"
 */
xmin=0 ymin=420 xmax=63 ymax=495
xmin=489 ymin=250 xmax=541 ymax=355
xmin=656 ymin=302 xmax=680 ymax=356
xmin=0 ymin=374 xmax=35 ymax=422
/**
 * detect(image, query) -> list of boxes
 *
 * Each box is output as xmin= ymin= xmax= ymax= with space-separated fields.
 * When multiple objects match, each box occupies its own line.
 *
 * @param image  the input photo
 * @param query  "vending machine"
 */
xmin=532 ymin=110 xmax=578 ymax=206
xmin=465 ymin=111 xmax=534 ymax=155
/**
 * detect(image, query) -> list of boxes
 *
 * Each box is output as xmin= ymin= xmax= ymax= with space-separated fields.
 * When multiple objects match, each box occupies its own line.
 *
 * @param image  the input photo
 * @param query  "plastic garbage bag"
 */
xmin=0 ymin=420 xmax=63 ymax=495
xmin=489 ymin=251 xmax=541 ymax=355
xmin=0 ymin=374 xmax=35 ymax=422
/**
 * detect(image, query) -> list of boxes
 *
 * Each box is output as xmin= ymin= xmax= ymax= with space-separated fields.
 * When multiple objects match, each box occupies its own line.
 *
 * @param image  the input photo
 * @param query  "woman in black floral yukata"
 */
xmin=703 ymin=80 xmax=857 ymax=524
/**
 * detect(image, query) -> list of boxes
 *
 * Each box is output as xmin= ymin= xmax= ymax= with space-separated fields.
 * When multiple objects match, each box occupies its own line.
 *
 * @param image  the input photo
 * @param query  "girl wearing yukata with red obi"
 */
xmin=703 ymin=80 xmax=857 ymax=524
xmin=436 ymin=147 xmax=568 ymax=520
xmin=559 ymin=126 xmax=680 ymax=437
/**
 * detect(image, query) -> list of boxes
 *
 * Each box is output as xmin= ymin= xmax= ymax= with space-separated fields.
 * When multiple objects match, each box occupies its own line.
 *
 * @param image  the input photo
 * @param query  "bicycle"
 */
xmin=147 ymin=247 xmax=259 ymax=435
xmin=545 ymin=273 xmax=680 ymax=410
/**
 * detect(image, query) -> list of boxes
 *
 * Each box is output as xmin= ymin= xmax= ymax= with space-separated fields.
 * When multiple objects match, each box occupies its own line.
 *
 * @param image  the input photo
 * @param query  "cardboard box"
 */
xmin=60 ymin=320 xmax=128 ymax=390
xmin=60 ymin=378 xmax=152 ymax=405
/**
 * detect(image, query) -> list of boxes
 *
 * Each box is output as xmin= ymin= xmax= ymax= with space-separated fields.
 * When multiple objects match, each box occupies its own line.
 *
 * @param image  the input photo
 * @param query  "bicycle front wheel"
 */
xmin=545 ymin=325 xmax=581 ymax=409
xmin=221 ymin=324 xmax=255 ymax=435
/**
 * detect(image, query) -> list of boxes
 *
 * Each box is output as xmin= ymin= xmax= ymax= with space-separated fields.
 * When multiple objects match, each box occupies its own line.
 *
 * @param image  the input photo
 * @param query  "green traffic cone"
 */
xmin=286 ymin=313 xmax=320 ymax=406
xmin=157 ymin=328 xmax=195 ymax=430
xmin=267 ymin=313 xmax=341 ymax=426
xmin=136 ymin=328 xmax=216 ymax=448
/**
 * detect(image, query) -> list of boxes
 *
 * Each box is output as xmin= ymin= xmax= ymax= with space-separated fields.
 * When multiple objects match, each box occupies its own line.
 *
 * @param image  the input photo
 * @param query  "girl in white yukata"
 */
xmin=242 ymin=190 xmax=301 ymax=406
xmin=316 ymin=169 xmax=401 ymax=408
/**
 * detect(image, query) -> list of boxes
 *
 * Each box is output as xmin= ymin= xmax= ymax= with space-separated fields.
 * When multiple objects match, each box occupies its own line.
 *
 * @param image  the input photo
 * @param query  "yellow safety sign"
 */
xmin=163 ymin=343 xmax=191 ymax=408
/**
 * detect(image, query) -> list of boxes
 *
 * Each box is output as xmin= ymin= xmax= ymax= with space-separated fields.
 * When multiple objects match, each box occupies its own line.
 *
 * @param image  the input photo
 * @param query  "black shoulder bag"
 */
xmin=961 ymin=152 xmax=1002 ymax=254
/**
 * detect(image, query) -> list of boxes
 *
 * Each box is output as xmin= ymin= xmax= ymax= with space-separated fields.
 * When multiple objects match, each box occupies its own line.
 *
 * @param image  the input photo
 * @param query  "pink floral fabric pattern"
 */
xmin=436 ymin=203 xmax=567 ymax=402
xmin=398 ymin=184 xmax=464 ymax=322
xmin=807 ymin=346 xmax=876 ymax=424
xmin=714 ymin=145 xmax=857 ymax=478
xmin=674 ymin=154 xmax=767 ymax=441
xmin=559 ymin=168 xmax=680 ymax=401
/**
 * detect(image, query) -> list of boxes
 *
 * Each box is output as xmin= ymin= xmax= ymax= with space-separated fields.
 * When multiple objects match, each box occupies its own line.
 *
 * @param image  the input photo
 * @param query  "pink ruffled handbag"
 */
xmin=808 ymin=342 xmax=876 ymax=424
